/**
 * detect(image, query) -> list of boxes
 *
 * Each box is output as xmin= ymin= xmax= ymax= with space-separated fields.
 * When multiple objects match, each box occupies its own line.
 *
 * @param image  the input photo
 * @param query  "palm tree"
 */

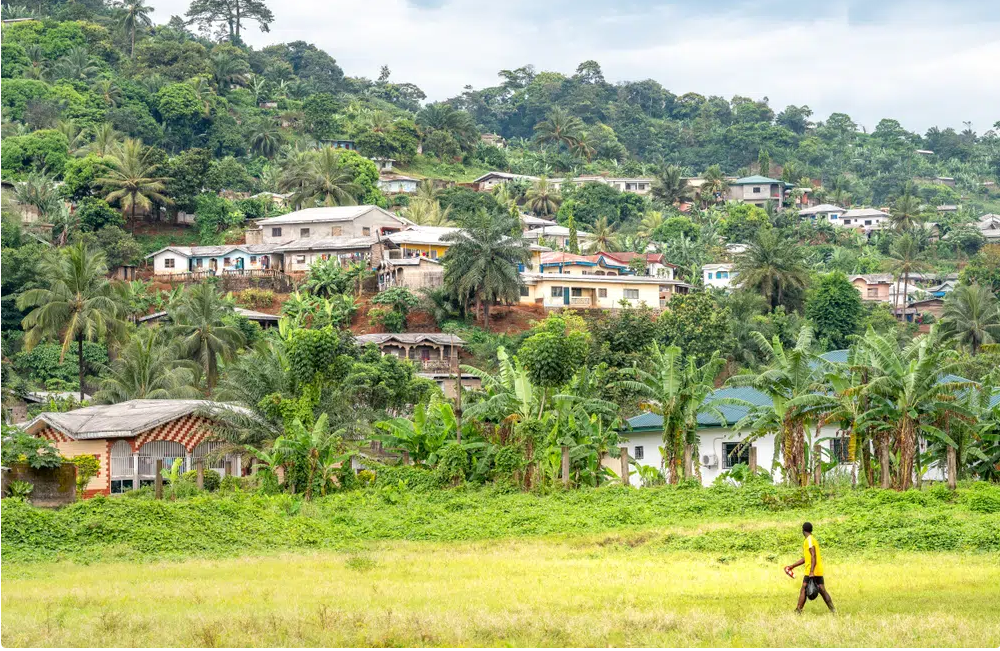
xmin=940 ymin=284 xmax=1000 ymax=355
xmin=890 ymin=190 xmax=923 ymax=232
xmin=119 ymin=0 xmax=153 ymax=59
xmin=92 ymin=78 xmax=122 ymax=107
xmin=210 ymin=52 xmax=248 ymax=89
xmin=885 ymin=233 xmax=931 ymax=316
xmin=280 ymin=147 xmax=362 ymax=207
xmin=187 ymin=76 xmax=215 ymax=118
xmin=95 ymin=139 xmax=171 ymax=233
xmin=638 ymin=211 xmax=665 ymax=239
xmin=523 ymin=177 xmax=562 ymax=216
xmin=615 ymin=344 xmax=724 ymax=483
xmin=405 ymin=198 xmax=453 ymax=226
xmin=416 ymin=103 xmax=478 ymax=150
xmin=700 ymin=165 xmax=729 ymax=206
xmin=83 ymin=123 xmax=120 ymax=157
xmin=248 ymin=119 xmax=284 ymax=158
xmin=246 ymin=73 xmax=268 ymax=103
xmin=734 ymin=230 xmax=810 ymax=311
xmin=440 ymin=209 xmax=531 ymax=329
xmin=726 ymin=326 xmax=825 ymax=486
xmin=168 ymin=283 xmax=245 ymax=391
xmin=14 ymin=171 xmax=63 ymax=220
xmin=534 ymin=107 xmax=584 ymax=151
xmin=54 ymin=46 xmax=98 ymax=81
xmin=16 ymin=243 xmax=124 ymax=401
xmin=586 ymin=216 xmax=617 ymax=253
xmin=95 ymin=328 xmax=200 ymax=403
xmin=56 ymin=120 xmax=87 ymax=153
xmin=651 ymin=165 xmax=694 ymax=206
xmin=568 ymin=135 xmax=595 ymax=161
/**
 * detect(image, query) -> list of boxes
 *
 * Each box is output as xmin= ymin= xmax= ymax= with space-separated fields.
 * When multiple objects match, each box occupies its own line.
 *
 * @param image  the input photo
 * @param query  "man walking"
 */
xmin=784 ymin=522 xmax=836 ymax=614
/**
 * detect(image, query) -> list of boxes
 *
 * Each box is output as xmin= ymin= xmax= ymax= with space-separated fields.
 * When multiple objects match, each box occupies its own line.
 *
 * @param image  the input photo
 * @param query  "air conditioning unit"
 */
xmin=701 ymin=453 xmax=719 ymax=468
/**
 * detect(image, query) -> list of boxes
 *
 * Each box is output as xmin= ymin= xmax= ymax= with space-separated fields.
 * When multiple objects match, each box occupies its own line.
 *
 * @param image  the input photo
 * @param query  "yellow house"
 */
xmin=386 ymin=226 xmax=458 ymax=260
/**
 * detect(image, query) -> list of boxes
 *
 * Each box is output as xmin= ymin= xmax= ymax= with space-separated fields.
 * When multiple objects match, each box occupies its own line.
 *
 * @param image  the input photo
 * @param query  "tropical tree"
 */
xmin=119 ymin=0 xmax=154 ymax=60
xmin=95 ymin=328 xmax=200 ymax=402
xmin=440 ymin=209 xmax=531 ymax=329
xmin=16 ymin=243 xmax=124 ymax=401
xmin=168 ymin=282 xmax=245 ymax=391
xmin=405 ymin=198 xmax=453 ymax=226
xmin=375 ymin=401 xmax=459 ymax=465
xmin=651 ymin=165 xmax=694 ymax=206
xmin=586 ymin=216 xmax=617 ymax=253
xmin=699 ymin=165 xmax=729 ymax=206
xmin=735 ymin=229 xmax=810 ymax=311
xmin=939 ymin=283 xmax=1000 ymax=355
xmin=248 ymin=118 xmax=284 ymax=158
xmin=616 ymin=343 xmax=724 ymax=483
xmin=95 ymin=139 xmax=171 ymax=233
xmin=92 ymin=78 xmax=123 ymax=107
xmin=83 ymin=124 xmax=121 ymax=157
xmin=280 ymin=147 xmax=361 ymax=207
xmin=534 ymin=107 xmax=584 ymax=151
xmin=890 ymin=189 xmax=923 ymax=232
xmin=885 ymin=233 xmax=931 ymax=315
xmin=54 ymin=46 xmax=98 ymax=81
xmin=726 ymin=326 xmax=825 ymax=486
xmin=523 ymin=177 xmax=562 ymax=216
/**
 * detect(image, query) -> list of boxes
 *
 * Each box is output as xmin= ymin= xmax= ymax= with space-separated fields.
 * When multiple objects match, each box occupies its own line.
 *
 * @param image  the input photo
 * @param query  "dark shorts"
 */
xmin=802 ymin=576 xmax=825 ymax=585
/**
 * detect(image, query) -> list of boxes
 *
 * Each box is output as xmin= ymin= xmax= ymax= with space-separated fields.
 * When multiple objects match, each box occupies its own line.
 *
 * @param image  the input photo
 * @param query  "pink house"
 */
xmin=849 ymin=274 xmax=893 ymax=302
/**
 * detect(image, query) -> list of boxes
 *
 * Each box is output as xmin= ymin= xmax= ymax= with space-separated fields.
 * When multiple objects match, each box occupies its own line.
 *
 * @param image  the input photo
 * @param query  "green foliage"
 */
xmin=12 ymin=341 xmax=108 ymax=388
xmin=182 ymin=468 xmax=222 ymax=491
xmin=76 ymin=197 xmax=123 ymax=231
xmin=193 ymin=193 xmax=243 ymax=242
xmin=719 ymin=203 xmax=771 ymax=243
xmin=6 ymin=480 xmax=35 ymax=500
xmin=234 ymin=288 xmax=275 ymax=310
xmin=518 ymin=314 xmax=590 ymax=389
xmin=805 ymin=271 xmax=863 ymax=350
xmin=370 ymin=287 xmax=420 ymax=331
xmin=557 ymin=182 xmax=646 ymax=229
xmin=657 ymin=292 xmax=731 ymax=364
xmin=960 ymin=245 xmax=1000 ymax=295
xmin=71 ymin=454 xmax=100 ymax=494
xmin=0 ymin=424 xmax=64 ymax=469
xmin=1 ymin=129 xmax=71 ymax=180
xmin=94 ymin=225 xmax=142 ymax=268
xmin=62 ymin=156 xmax=109 ymax=200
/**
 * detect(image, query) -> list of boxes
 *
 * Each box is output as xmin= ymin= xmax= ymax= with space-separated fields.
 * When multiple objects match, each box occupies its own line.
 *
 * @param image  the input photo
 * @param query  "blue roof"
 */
xmin=625 ymin=385 xmax=771 ymax=430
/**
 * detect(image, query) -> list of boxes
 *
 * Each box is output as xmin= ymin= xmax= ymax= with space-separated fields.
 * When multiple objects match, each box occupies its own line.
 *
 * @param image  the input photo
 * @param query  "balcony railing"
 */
xmin=569 ymin=297 xmax=592 ymax=306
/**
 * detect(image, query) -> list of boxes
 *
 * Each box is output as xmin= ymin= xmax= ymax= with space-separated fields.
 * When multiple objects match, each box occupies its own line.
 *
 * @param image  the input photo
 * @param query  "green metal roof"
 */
xmin=731 ymin=175 xmax=783 ymax=185
xmin=625 ymin=386 xmax=771 ymax=431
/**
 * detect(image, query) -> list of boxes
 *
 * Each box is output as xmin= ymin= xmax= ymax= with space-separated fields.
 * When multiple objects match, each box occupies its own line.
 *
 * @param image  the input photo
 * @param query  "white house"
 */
xmin=841 ymin=208 xmax=891 ymax=231
xmin=702 ymin=263 xmax=737 ymax=290
xmin=371 ymin=157 xmax=395 ymax=172
xmin=522 ymin=225 xmax=594 ymax=250
xmin=799 ymin=203 xmax=846 ymax=224
xmin=146 ymin=244 xmax=282 ymax=276
xmin=976 ymin=214 xmax=1000 ymax=241
xmin=248 ymin=205 xmax=408 ymax=245
xmin=377 ymin=174 xmax=419 ymax=194
xmin=473 ymin=171 xmax=539 ymax=191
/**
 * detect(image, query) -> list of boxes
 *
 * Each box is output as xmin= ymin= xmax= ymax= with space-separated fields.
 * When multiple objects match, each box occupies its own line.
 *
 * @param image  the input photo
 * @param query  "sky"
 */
xmin=148 ymin=0 xmax=1000 ymax=133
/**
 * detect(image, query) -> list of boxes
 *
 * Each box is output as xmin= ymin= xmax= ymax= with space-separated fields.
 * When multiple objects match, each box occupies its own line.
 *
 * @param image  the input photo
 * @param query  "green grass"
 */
xmin=396 ymin=155 xmax=491 ymax=182
xmin=2 ymin=545 xmax=998 ymax=647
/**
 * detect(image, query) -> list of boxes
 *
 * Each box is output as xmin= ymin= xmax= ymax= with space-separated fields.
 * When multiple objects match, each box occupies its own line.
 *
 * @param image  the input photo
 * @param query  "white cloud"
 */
xmin=149 ymin=0 xmax=1000 ymax=133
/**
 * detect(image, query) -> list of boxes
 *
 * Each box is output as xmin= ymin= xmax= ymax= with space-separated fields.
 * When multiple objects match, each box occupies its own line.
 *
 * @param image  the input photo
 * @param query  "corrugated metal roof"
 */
xmin=625 ymin=385 xmax=771 ymax=430
xmin=356 ymin=333 xmax=464 ymax=346
xmin=23 ymin=400 xmax=250 ymax=440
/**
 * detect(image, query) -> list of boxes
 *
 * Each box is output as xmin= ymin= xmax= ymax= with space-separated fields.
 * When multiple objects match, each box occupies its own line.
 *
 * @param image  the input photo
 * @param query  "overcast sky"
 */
xmin=149 ymin=0 xmax=999 ymax=134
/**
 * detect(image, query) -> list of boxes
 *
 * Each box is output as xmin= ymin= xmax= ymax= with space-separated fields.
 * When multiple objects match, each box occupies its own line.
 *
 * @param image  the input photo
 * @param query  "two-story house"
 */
xmin=849 ymin=274 xmax=893 ymax=302
xmin=841 ymin=208 xmax=890 ymax=231
xmin=702 ymin=263 xmax=737 ymax=290
xmin=799 ymin=204 xmax=847 ymax=225
xmin=726 ymin=175 xmax=790 ymax=208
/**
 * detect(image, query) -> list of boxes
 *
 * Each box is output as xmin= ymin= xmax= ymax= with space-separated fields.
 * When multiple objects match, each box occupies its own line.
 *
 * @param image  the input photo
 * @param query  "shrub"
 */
xmin=181 ymin=468 xmax=221 ymax=491
xmin=966 ymin=487 xmax=1000 ymax=514
xmin=0 ymin=424 xmax=64 ymax=469
xmin=369 ymin=305 xmax=404 ymax=332
xmin=71 ymin=454 xmax=100 ymax=495
xmin=235 ymin=288 xmax=275 ymax=310
xmin=435 ymin=442 xmax=470 ymax=485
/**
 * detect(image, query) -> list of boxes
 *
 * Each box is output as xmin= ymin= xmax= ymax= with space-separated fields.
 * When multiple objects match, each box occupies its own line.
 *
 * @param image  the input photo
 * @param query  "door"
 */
xmin=563 ymin=287 xmax=570 ymax=305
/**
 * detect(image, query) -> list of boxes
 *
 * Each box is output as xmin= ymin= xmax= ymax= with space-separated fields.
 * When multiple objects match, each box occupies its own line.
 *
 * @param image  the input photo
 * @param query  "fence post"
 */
xmin=749 ymin=447 xmax=757 ymax=474
xmin=946 ymin=446 xmax=957 ymax=490
xmin=154 ymin=459 xmax=163 ymax=500
xmin=620 ymin=446 xmax=629 ymax=487
xmin=561 ymin=446 xmax=570 ymax=487
xmin=196 ymin=460 xmax=204 ymax=490
xmin=813 ymin=443 xmax=822 ymax=486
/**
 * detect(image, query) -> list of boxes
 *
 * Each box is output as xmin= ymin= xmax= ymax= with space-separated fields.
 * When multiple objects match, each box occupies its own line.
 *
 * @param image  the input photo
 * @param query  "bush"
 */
xmin=435 ymin=443 xmax=470 ymax=485
xmin=0 ymin=424 xmax=64 ymax=469
xmin=71 ymin=454 xmax=100 ymax=494
xmin=966 ymin=486 xmax=1000 ymax=514
xmin=181 ymin=468 xmax=221 ymax=491
xmin=234 ymin=288 xmax=275 ymax=310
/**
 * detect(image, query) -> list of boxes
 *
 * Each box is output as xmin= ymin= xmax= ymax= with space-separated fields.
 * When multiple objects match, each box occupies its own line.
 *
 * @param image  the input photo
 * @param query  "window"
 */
xmin=271 ymin=227 xmax=282 ymax=237
xmin=195 ymin=259 xmax=203 ymax=268
xmin=250 ymin=256 xmax=257 ymax=264
xmin=623 ymin=289 xmax=640 ymax=300
xmin=830 ymin=213 xmax=839 ymax=220
xmin=517 ymin=263 xmax=526 ymax=272
xmin=551 ymin=286 xmax=564 ymax=298
xmin=706 ymin=272 xmax=712 ymax=280
xmin=867 ymin=288 xmax=878 ymax=298
xmin=722 ymin=442 xmax=751 ymax=469
xmin=830 ymin=438 xmax=851 ymax=463
xmin=300 ymin=228 xmax=310 ymax=238
xmin=164 ymin=258 xmax=175 ymax=268
xmin=520 ymin=286 xmax=529 ymax=297
xmin=564 ymin=239 xmax=571 ymax=246
xmin=430 ymin=250 xmax=438 ymax=259
xmin=598 ymin=288 xmax=607 ymax=298
xmin=362 ymin=227 xmax=371 ymax=236
xmin=634 ymin=445 xmax=644 ymax=460
xmin=110 ymin=479 xmax=135 ymax=494
xmin=296 ymin=255 xmax=306 ymax=264
xmin=721 ymin=272 xmax=729 ymax=279
xmin=843 ymin=219 xmax=851 ymax=225
xmin=716 ymin=271 xmax=725 ymax=279
xmin=865 ymin=220 xmax=872 ymax=226
xmin=223 ymin=257 xmax=231 ymax=266
xmin=752 ymin=186 xmax=761 ymax=193
xmin=331 ymin=226 xmax=342 ymax=236
xmin=571 ymin=288 xmax=584 ymax=297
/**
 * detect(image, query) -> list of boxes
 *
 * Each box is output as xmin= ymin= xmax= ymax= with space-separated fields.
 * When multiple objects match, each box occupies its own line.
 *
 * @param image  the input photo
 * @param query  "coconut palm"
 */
xmin=405 ymin=198 xmax=453 ymax=226
xmin=16 ymin=243 xmax=125 ymax=401
xmin=734 ymin=230 xmax=810 ymax=311
xmin=82 ymin=123 xmax=121 ymax=157
xmin=248 ymin=118 xmax=284 ymax=158
xmin=54 ymin=46 xmax=98 ymax=81
xmin=210 ymin=52 xmax=248 ymax=89
xmin=96 ymin=139 xmax=171 ymax=233
xmin=534 ymin=107 xmax=584 ymax=151
xmin=615 ymin=343 xmax=725 ymax=483
xmin=440 ymin=209 xmax=531 ymax=329
xmin=699 ymin=165 xmax=729 ymax=206
xmin=940 ymin=283 xmax=1000 ymax=355
xmin=14 ymin=171 xmax=63 ymax=219
xmin=168 ymin=282 xmax=245 ymax=392
xmin=92 ymin=78 xmax=122 ymax=107
xmin=586 ymin=216 xmax=617 ymax=253
xmin=95 ymin=328 xmax=201 ymax=403
xmin=279 ymin=147 xmax=362 ymax=207
xmin=890 ymin=190 xmax=923 ymax=232
xmin=651 ymin=165 xmax=694 ymax=206
xmin=638 ymin=211 xmax=665 ymax=239
xmin=523 ymin=177 xmax=562 ymax=216
xmin=56 ymin=120 xmax=87 ymax=153
xmin=119 ymin=0 xmax=153 ymax=59
xmin=885 ymin=233 xmax=931 ymax=316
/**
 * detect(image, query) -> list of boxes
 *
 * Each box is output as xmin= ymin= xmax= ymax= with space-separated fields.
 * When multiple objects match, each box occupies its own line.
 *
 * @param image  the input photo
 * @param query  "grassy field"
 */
xmin=3 ymin=542 xmax=999 ymax=647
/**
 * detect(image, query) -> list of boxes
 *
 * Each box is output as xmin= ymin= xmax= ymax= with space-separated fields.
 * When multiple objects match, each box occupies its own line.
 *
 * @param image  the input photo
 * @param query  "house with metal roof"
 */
xmin=841 ymin=208 xmax=891 ymax=231
xmin=798 ymin=203 xmax=846 ymax=224
xmin=247 ymin=205 xmax=408 ymax=245
xmin=146 ymin=244 xmax=283 ymax=277
xmin=21 ymin=399 xmax=250 ymax=496
xmin=726 ymin=175 xmax=792 ymax=208
xmin=354 ymin=334 xmax=480 ymax=399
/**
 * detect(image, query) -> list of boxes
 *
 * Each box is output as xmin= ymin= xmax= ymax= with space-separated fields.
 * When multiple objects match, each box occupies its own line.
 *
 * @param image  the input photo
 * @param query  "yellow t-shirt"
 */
xmin=802 ymin=534 xmax=824 ymax=576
